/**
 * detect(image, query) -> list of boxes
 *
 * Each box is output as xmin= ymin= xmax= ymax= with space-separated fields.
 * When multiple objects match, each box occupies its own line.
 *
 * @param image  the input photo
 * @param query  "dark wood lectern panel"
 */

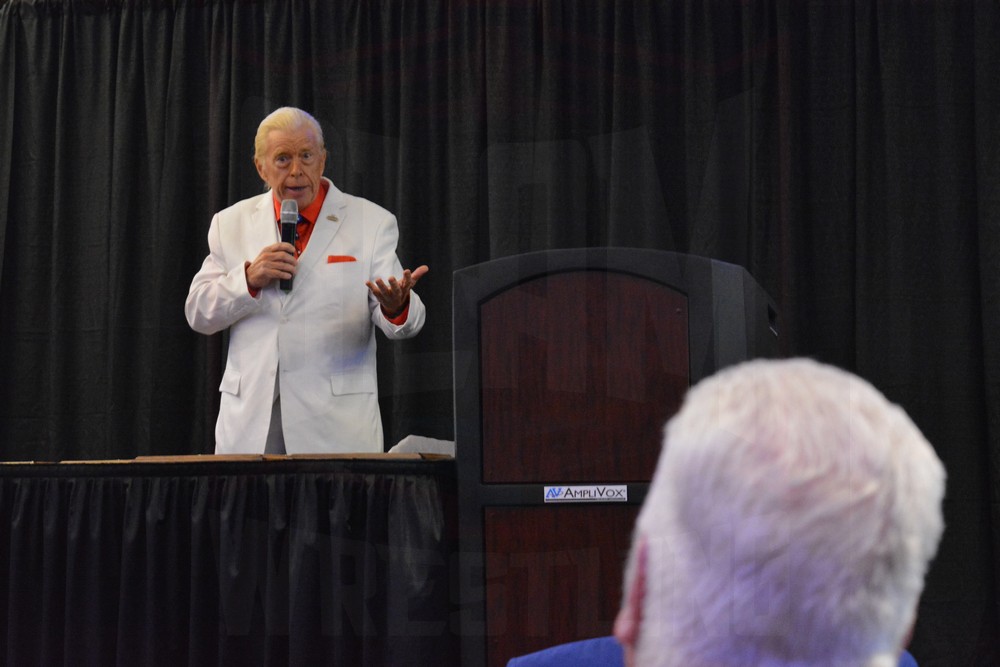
xmin=480 ymin=271 xmax=689 ymax=483
xmin=484 ymin=504 xmax=640 ymax=667
xmin=456 ymin=250 xmax=778 ymax=667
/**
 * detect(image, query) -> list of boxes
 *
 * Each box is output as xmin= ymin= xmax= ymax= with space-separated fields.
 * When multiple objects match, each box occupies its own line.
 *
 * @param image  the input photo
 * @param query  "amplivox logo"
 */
xmin=543 ymin=485 xmax=628 ymax=503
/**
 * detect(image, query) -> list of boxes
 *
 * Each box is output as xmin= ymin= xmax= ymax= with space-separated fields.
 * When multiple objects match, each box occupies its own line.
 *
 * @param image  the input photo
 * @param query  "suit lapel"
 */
xmin=253 ymin=193 xmax=280 ymax=248
xmin=297 ymin=180 xmax=349 ymax=277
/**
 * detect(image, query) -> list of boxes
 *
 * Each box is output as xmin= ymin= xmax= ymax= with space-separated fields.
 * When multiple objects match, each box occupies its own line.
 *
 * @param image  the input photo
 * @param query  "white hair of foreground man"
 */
xmin=619 ymin=358 xmax=946 ymax=667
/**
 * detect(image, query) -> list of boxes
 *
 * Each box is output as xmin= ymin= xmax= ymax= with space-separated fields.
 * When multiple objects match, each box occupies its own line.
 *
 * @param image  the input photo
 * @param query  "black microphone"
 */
xmin=280 ymin=199 xmax=298 ymax=291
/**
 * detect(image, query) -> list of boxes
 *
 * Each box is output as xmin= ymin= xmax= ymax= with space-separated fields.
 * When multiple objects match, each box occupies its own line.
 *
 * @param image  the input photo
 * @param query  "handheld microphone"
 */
xmin=280 ymin=199 xmax=298 ymax=291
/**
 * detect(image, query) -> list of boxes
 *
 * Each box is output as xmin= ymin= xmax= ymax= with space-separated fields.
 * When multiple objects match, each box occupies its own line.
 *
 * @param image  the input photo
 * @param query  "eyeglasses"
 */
xmin=273 ymin=150 xmax=319 ymax=168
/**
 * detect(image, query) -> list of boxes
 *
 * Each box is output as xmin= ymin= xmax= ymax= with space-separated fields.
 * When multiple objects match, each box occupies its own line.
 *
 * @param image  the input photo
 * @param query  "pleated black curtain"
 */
xmin=0 ymin=0 xmax=997 ymax=662
xmin=0 ymin=461 xmax=457 ymax=666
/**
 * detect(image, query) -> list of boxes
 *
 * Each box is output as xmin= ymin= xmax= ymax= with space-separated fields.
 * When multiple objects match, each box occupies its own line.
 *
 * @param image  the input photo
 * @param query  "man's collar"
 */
xmin=270 ymin=179 xmax=331 ymax=223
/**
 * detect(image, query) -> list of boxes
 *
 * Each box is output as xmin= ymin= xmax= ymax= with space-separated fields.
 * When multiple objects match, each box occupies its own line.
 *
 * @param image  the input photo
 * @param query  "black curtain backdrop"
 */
xmin=0 ymin=0 xmax=997 ymax=663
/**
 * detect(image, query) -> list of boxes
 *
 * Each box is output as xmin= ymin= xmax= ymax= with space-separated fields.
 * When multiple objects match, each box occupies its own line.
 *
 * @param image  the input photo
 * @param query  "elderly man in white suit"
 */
xmin=186 ymin=106 xmax=426 ymax=455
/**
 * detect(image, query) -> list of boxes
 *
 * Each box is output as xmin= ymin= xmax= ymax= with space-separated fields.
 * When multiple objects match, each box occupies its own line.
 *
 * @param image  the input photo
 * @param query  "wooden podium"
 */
xmin=452 ymin=249 xmax=778 ymax=667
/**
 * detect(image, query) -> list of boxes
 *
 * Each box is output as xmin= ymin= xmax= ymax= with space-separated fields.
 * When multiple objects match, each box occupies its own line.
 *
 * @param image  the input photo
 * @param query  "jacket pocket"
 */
xmin=330 ymin=373 xmax=376 ymax=396
xmin=219 ymin=368 xmax=242 ymax=396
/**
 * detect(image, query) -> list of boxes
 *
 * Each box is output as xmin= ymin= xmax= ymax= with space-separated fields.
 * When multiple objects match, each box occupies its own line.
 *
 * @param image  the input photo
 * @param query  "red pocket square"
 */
xmin=327 ymin=255 xmax=357 ymax=263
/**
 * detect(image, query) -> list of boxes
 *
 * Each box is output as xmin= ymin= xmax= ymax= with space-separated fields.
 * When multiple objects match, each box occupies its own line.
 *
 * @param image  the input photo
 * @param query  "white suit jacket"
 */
xmin=185 ymin=178 xmax=425 ymax=454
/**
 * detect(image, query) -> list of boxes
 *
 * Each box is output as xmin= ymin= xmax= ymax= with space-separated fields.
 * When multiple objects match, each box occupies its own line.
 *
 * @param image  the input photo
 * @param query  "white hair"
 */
xmin=625 ymin=358 xmax=946 ymax=667
xmin=253 ymin=106 xmax=325 ymax=161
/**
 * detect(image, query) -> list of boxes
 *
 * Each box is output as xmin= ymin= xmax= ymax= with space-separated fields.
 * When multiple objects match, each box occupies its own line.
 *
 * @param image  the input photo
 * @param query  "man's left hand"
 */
xmin=367 ymin=265 xmax=429 ymax=318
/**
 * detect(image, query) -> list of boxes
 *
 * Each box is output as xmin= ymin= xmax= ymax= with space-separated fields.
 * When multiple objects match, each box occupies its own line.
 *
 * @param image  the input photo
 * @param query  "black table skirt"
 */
xmin=0 ymin=456 xmax=459 ymax=667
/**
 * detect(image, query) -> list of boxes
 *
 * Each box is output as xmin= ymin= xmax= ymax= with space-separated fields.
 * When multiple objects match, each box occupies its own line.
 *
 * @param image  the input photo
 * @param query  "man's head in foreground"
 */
xmin=615 ymin=358 xmax=946 ymax=667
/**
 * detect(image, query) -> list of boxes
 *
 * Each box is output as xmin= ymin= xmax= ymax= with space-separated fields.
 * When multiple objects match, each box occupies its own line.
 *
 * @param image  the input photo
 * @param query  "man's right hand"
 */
xmin=245 ymin=242 xmax=298 ymax=291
